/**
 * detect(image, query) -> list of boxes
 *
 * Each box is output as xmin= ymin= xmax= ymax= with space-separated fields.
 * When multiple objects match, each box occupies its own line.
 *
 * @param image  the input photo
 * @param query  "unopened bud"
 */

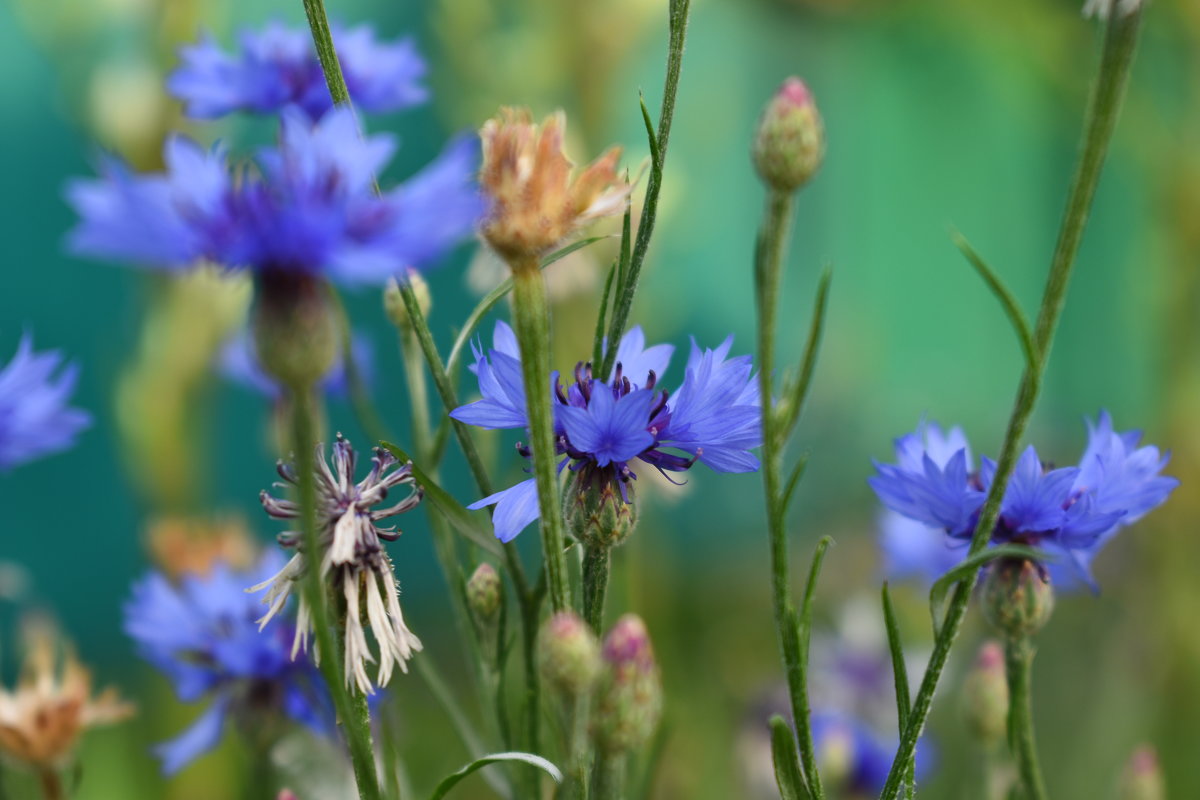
xmin=276 ymin=791 xmax=298 ymax=800
xmin=252 ymin=272 xmax=339 ymax=391
xmin=592 ymin=614 xmax=662 ymax=754
xmin=538 ymin=612 xmax=602 ymax=697
xmin=466 ymin=563 xmax=502 ymax=622
xmin=1119 ymin=745 xmax=1165 ymax=800
xmin=384 ymin=271 xmax=432 ymax=331
xmin=563 ymin=468 xmax=638 ymax=548
xmin=962 ymin=640 xmax=1008 ymax=747
xmin=752 ymin=78 xmax=824 ymax=193
xmin=982 ymin=558 xmax=1054 ymax=639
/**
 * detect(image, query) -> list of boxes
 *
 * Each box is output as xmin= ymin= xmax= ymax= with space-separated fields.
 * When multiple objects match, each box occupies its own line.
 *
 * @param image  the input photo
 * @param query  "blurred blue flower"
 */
xmin=451 ymin=322 xmax=760 ymax=542
xmin=67 ymin=107 xmax=482 ymax=286
xmin=870 ymin=413 xmax=1178 ymax=587
xmin=124 ymin=554 xmax=332 ymax=775
xmin=219 ymin=329 xmax=373 ymax=399
xmin=168 ymin=21 xmax=427 ymax=121
xmin=0 ymin=334 xmax=90 ymax=470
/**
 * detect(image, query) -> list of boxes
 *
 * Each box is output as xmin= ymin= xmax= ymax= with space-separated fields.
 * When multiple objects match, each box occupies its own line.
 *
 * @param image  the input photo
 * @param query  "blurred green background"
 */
xmin=1 ymin=0 xmax=1198 ymax=797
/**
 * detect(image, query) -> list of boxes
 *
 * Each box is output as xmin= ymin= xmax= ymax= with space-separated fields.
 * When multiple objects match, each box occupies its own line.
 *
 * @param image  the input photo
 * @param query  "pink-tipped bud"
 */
xmin=591 ymin=614 xmax=663 ymax=754
xmin=752 ymin=78 xmax=825 ymax=193
xmin=538 ymin=611 xmax=602 ymax=697
xmin=961 ymin=640 xmax=1009 ymax=747
xmin=466 ymin=563 xmax=502 ymax=622
xmin=276 ymin=792 xmax=298 ymax=800
xmin=1120 ymin=745 xmax=1165 ymax=800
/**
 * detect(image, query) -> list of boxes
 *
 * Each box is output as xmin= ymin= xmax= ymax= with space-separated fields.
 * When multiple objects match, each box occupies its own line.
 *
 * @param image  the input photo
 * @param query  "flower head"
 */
xmin=67 ymin=107 xmax=482 ymax=286
xmin=124 ymin=554 xmax=331 ymax=774
xmin=0 ymin=334 xmax=90 ymax=470
xmin=870 ymin=413 xmax=1178 ymax=588
xmin=451 ymin=322 xmax=760 ymax=542
xmin=0 ymin=622 xmax=132 ymax=771
xmin=478 ymin=108 xmax=630 ymax=263
xmin=254 ymin=437 xmax=424 ymax=694
xmin=168 ymin=21 xmax=427 ymax=121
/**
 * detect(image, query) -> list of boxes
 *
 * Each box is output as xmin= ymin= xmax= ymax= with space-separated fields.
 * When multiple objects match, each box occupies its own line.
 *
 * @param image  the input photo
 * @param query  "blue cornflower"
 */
xmin=67 ymin=106 xmax=482 ymax=286
xmin=168 ymin=21 xmax=427 ymax=121
xmin=451 ymin=322 xmax=760 ymax=542
xmin=219 ymin=328 xmax=372 ymax=399
xmin=870 ymin=413 xmax=1178 ymax=586
xmin=0 ymin=334 xmax=90 ymax=470
xmin=124 ymin=553 xmax=332 ymax=775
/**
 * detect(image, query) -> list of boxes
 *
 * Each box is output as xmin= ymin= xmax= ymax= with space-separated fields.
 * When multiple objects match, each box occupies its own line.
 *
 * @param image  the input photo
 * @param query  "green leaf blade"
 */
xmin=429 ymin=752 xmax=562 ymax=800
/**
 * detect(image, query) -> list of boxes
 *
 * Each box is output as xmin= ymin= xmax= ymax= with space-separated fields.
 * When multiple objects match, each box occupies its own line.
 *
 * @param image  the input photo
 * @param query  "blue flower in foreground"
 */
xmin=0 ymin=334 xmax=90 ymax=470
xmin=451 ymin=322 xmax=760 ymax=542
xmin=168 ymin=21 xmax=427 ymax=121
xmin=67 ymin=107 xmax=482 ymax=286
xmin=870 ymin=413 xmax=1178 ymax=587
xmin=219 ymin=329 xmax=373 ymax=399
xmin=124 ymin=554 xmax=332 ymax=774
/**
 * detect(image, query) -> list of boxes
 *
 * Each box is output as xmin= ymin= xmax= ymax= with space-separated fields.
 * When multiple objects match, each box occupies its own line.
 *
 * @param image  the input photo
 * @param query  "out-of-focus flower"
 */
xmin=0 ymin=334 xmax=90 ymax=470
xmin=0 ymin=622 xmax=132 ymax=771
xmin=86 ymin=59 xmax=168 ymax=157
xmin=1119 ymin=744 xmax=1166 ymax=800
xmin=124 ymin=553 xmax=331 ymax=775
xmin=466 ymin=563 xmax=502 ymax=623
xmin=592 ymin=615 xmax=661 ymax=754
xmin=752 ymin=77 xmax=824 ymax=193
xmin=145 ymin=514 xmax=256 ymax=580
xmin=869 ymin=413 xmax=1178 ymax=587
xmin=169 ymin=22 xmax=428 ymax=121
xmin=451 ymin=322 xmax=760 ymax=542
xmin=478 ymin=107 xmax=629 ymax=265
xmin=67 ymin=107 xmax=482 ymax=287
xmin=961 ymin=641 xmax=1008 ymax=748
xmin=219 ymin=328 xmax=372 ymax=400
xmin=1082 ymin=0 xmax=1144 ymax=20
xmin=254 ymin=437 xmax=424 ymax=694
xmin=538 ymin=611 xmax=602 ymax=698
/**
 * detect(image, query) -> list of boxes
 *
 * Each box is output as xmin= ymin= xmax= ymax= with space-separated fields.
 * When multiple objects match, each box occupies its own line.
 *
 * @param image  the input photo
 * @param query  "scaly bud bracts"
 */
xmin=752 ymin=78 xmax=825 ymax=193
xmin=252 ymin=272 xmax=340 ymax=391
xmin=592 ymin=614 xmax=662 ymax=754
xmin=538 ymin=612 xmax=602 ymax=697
xmin=982 ymin=559 xmax=1055 ymax=639
xmin=563 ymin=467 xmax=638 ymax=548
xmin=466 ymin=563 xmax=502 ymax=622
xmin=384 ymin=271 xmax=432 ymax=331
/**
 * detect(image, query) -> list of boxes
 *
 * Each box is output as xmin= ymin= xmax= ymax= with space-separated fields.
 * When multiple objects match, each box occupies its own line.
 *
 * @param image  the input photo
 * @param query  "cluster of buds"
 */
xmin=0 ymin=622 xmax=133 ymax=774
xmin=478 ymin=107 xmax=631 ymax=267
xmin=752 ymin=77 xmax=824 ymax=194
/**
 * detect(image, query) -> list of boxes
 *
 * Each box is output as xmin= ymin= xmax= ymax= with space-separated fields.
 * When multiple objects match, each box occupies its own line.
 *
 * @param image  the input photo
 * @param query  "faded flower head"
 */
xmin=125 ymin=554 xmax=333 ymax=774
xmin=479 ymin=107 xmax=630 ymax=264
xmin=254 ymin=437 xmax=424 ymax=694
xmin=0 ymin=334 xmax=90 ymax=470
xmin=169 ymin=21 xmax=428 ymax=121
xmin=869 ymin=413 xmax=1178 ymax=589
xmin=68 ymin=106 xmax=482 ymax=286
xmin=0 ymin=622 xmax=132 ymax=771
xmin=452 ymin=322 xmax=761 ymax=543
xmin=145 ymin=513 xmax=257 ymax=581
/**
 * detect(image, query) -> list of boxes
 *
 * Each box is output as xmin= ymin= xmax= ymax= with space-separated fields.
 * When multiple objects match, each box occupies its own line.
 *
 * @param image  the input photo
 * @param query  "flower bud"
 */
xmin=538 ymin=612 xmax=603 ymax=697
xmin=592 ymin=615 xmax=662 ymax=754
xmin=563 ymin=468 xmax=638 ymax=549
xmin=961 ymin=640 xmax=1008 ymax=747
xmin=252 ymin=272 xmax=340 ymax=391
xmin=752 ymin=78 xmax=824 ymax=193
xmin=466 ymin=563 xmax=502 ymax=622
xmin=982 ymin=558 xmax=1054 ymax=639
xmin=384 ymin=271 xmax=432 ymax=331
xmin=1119 ymin=745 xmax=1165 ymax=800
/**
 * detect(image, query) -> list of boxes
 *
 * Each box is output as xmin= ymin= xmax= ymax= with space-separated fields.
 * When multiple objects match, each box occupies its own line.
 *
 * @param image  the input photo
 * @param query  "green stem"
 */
xmin=755 ymin=190 xmax=826 ymax=800
xmin=37 ymin=770 xmax=62 ymax=800
xmin=509 ymin=264 xmax=571 ymax=612
xmin=301 ymin=0 xmax=350 ymax=106
xmin=599 ymin=0 xmax=691 ymax=377
xmin=558 ymin=694 xmax=594 ymax=800
xmin=877 ymin=8 xmax=1144 ymax=798
xmin=582 ymin=545 xmax=612 ymax=633
xmin=590 ymin=752 xmax=627 ymax=800
xmin=1004 ymin=638 xmax=1047 ymax=800
xmin=290 ymin=387 xmax=382 ymax=800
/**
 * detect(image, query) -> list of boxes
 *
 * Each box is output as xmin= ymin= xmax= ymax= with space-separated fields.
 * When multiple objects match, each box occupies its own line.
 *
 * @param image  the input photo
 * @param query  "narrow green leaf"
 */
xmin=444 ymin=236 xmax=610 ymax=377
xmin=780 ymin=268 xmax=832 ymax=438
xmin=780 ymin=453 xmax=811 ymax=515
xmin=380 ymin=441 xmax=502 ymax=556
xmin=639 ymin=92 xmax=661 ymax=173
xmin=881 ymin=583 xmax=910 ymax=732
xmin=928 ymin=545 xmax=1046 ymax=637
xmin=429 ymin=752 xmax=562 ymax=800
xmin=769 ymin=715 xmax=810 ymax=800
xmin=951 ymin=230 xmax=1038 ymax=371
xmin=592 ymin=260 xmax=618 ymax=367
xmin=800 ymin=536 xmax=834 ymax=643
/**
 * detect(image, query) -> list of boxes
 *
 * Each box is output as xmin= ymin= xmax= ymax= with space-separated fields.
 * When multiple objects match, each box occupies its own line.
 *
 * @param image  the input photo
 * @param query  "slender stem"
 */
xmin=590 ymin=752 xmax=627 ymax=800
xmin=582 ymin=545 xmax=612 ymax=633
xmin=290 ymin=387 xmax=382 ymax=800
xmin=558 ymin=694 xmax=593 ymax=800
xmin=877 ymin=8 xmax=1144 ymax=797
xmin=1005 ymin=638 xmax=1047 ymax=800
xmin=509 ymin=264 xmax=571 ymax=612
xmin=37 ymin=770 xmax=62 ymax=800
xmin=599 ymin=0 xmax=691 ymax=376
xmin=301 ymin=0 xmax=350 ymax=105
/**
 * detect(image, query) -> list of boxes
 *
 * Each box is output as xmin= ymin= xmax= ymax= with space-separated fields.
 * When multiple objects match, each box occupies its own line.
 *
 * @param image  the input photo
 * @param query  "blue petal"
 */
xmin=468 ymin=479 xmax=541 ymax=542
xmin=154 ymin=694 xmax=231 ymax=775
